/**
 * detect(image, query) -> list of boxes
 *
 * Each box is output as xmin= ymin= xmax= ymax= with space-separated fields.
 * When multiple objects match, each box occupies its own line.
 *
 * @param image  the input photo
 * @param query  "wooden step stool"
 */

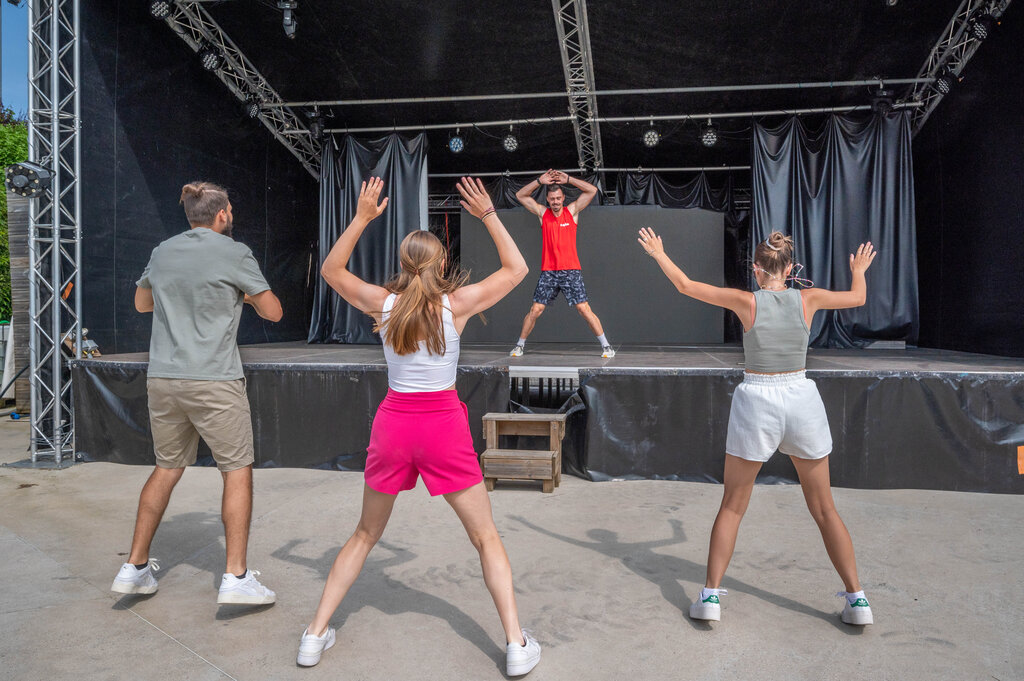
xmin=480 ymin=413 xmax=567 ymax=493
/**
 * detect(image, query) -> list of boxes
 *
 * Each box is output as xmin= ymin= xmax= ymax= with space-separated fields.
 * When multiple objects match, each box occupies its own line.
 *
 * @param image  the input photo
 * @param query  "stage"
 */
xmin=71 ymin=343 xmax=1024 ymax=494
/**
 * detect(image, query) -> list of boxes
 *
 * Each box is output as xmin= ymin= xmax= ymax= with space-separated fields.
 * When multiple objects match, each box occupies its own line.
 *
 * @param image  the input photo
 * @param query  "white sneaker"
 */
xmin=217 ymin=569 xmax=276 ymax=605
xmin=509 ymin=344 xmax=524 ymax=357
xmin=601 ymin=345 xmax=616 ymax=358
xmin=296 ymin=626 xmax=336 ymax=667
xmin=689 ymin=588 xmax=727 ymax=621
xmin=838 ymin=592 xmax=874 ymax=625
xmin=110 ymin=559 xmax=160 ymax=595
xmin=506 ymin=629 xmax=541 ymax=676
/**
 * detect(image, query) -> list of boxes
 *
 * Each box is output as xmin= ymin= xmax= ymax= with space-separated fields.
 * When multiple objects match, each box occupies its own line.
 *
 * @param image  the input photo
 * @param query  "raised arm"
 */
xmin=553 ymin=171 xmax=598 ymax=216
xmin=801 ymin=242 xmax=876 ymax=323
xmin=449 ymin=177 xmax=529 ymax=331
xmin=515 ymin=170 xmax=554 ymax=218
xmin=320 ymin=177 xmax=392 ymax=321
xmin=638 ymin=227 xmax=754 ymax=330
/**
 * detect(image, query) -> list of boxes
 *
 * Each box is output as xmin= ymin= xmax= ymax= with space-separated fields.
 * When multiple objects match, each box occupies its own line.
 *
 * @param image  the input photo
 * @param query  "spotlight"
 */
xmin=884 ymin=0 xmax=898 ymax=6
xmin=198 ymin=42 xmax=223 ymax=71
xmin=278 ymin=1 xmax=298 ymax=39
xmin=934 ymin=69 xmax=957 ymax=95
xmin=148 ymin=0 xmax=172 ymax=18
xmin=448 ymin=129 xmax=465 ymax=154
xmin=871 ymin=87 xmax=895 ymax=115
xmin=245 ymin=96 xmax=261 ymax=119
xmin=700 ymin=118 xmax=719 ymax=147
xmin=305 ymin=109 xmax=324 ymax=141
xmin=642 ymin=122 xmax=660 ymax=148
xmin=502 ymin=126 xmax=518 ymax=153
xmin=969 ymin=13 xmax=996 ymax=41
xmin=5 ymin=162 xmax=52 ymax=198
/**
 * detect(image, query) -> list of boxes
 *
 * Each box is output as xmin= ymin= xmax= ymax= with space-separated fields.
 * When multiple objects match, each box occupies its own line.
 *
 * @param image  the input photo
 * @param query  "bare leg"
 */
xmin=789 ymin=455 xmax=861 ymax=593
xmin=127 ymin=466 xmax=186 ymax=565
xmin=307 ymin=485 xmax=397 ymax=636
xmin=705 ymin=454 xmax=763 ymax=588
xmin=573 ymin=302 xmax=605 ymax=337
xmin=445 ymin=482 xmax=525 ymax=645
xmin=222 ymin=465 xmax=253 ymax=575
xmin=517 ymin=303 xmax=546 ymax=341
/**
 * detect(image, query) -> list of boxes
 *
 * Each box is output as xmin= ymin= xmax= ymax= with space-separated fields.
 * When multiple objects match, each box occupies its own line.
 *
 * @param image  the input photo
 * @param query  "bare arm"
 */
xmin=554 ymin=171 xmax=598 ymax=216
xmin=134 ymin=287 xmax=154 ymax=313
xmin=515 ymin=170 xmax=554 ymax=218
xmin=449 ymin=177 xmax=529 ymax=331
xmin=800 ymin=242 xmax=876 ymax=325
xmin=320 ymin=177 xmax=391 ymax=322
xmin=638 ymin=227 xmax=754 ymax=330
xmin=244 ymin=290 xmax=283 ymax=322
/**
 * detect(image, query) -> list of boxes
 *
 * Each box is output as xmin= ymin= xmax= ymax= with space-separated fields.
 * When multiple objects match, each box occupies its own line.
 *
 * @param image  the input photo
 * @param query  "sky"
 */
xmin=2 ymin=3 xmax=29 ymax=116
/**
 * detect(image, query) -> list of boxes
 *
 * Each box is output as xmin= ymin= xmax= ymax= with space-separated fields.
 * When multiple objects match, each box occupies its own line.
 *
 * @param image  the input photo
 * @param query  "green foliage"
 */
xmin=0 ymin=103 xmax=29 ymax=322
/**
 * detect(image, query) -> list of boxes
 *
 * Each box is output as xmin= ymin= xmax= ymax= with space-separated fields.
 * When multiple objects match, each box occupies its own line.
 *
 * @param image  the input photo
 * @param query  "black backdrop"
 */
xmin=80 ymin=1 xmax=319 ymax=353
xmin=913 ymin=16 xmax=1024 ymax=357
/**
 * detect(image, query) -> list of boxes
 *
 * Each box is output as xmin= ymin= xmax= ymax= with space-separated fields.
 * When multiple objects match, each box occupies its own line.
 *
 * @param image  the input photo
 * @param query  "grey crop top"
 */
xmin=742 ymin=288 xmax=809 ymax=373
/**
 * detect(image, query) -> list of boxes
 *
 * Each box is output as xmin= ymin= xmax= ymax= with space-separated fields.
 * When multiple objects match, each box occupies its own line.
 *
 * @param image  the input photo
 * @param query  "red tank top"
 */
xmin=540 ymin=207 xmax=581 ymax=271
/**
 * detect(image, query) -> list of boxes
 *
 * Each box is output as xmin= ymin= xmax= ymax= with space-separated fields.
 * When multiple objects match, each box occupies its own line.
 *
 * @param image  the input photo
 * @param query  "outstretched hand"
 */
xmin=537 ymin=170 xmax=556 ymax=186
xmin=456 ymin=177 xmax=495 ymax=219
xmin=355 ymin=177 xmax=389 ymax=222
xmin=849 ymin=242 xmax=877 ymax=274
xmin=637 ymin=227 xmax=665 ymax=256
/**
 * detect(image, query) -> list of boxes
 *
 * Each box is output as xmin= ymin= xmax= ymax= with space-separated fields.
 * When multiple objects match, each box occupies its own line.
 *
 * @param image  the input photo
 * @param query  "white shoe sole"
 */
xmin=842 ymin=608 xmax=873 ymax=625
xmin=217 ymin=591 xmax=276 ymax=605
xmin=297 ymin=632 xmax=336 ymax=667
xmin=111 ymin=579 xmax=157 ymax=595
xmin=507 ymin=651 xmax=541 ymax=676
xmin=689 ymin=602 xmax=721 ymax=621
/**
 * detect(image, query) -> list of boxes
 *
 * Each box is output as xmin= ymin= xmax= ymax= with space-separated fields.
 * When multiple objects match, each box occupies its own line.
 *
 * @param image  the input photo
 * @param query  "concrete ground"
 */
xmin=0 ymin=416 xmax=1021 ymax=681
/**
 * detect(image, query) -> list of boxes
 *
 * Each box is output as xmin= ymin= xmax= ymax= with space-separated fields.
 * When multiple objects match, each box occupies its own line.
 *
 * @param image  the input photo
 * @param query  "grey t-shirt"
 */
xmin=136 ymin=227 xmax=270 ymax=380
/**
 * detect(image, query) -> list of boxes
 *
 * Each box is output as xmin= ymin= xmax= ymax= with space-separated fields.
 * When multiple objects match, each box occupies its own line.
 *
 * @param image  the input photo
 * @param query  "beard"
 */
xmin=222 ymin=216 xmax=234 ymax=238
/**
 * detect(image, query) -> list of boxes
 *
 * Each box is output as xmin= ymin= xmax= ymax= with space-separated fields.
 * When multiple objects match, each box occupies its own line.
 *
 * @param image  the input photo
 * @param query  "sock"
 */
xmin=133 ymin=562 xmax=148 ymax=570
xmin=235 ymin=570 xmax=247 ymax=579
xmin=517 ymin=338 xmax=526 ymax=347
xmin=700 ymin=587 xmax=724 ymax=601
xmin=597 ymin=333 xmax=609 ymax=347
xmin=846 ymin=590 xmax=866 ymax=604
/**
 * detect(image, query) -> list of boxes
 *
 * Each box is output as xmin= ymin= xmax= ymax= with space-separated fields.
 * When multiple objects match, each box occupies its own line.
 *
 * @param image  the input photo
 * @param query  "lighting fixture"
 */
xmin=700 ymin=118 xmax=719 ymax=147
xmin=642 ymin=121 xmax=660 ymax=148
xmin=969 ymin=13 xmax=996 ymax=41
xmin=245 ymin=96 xmax=261 ymax=119
xmin=448 ymin=129 xmax=465 ymax=154
xmin=502 ymin=126 xmax=518 ymax=153
xmin=148 ymin=0 xmax=172 ymax=18
xmin=5 ymin=162 xmax=52 ymax=198
xmin=871 ymin=87 xmax=895 ymax=115
xmin=198 ymin=42 xmax=223 ymax=71
xmin=934 ymin=69 xmax=957 ymax=95
xmin=278 ymin=1 xmax=298 ymax=39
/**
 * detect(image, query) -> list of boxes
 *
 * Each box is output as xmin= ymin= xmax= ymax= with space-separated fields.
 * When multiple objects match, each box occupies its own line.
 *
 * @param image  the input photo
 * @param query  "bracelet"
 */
xmin=480 ymin=208 xmax=496 ymax=220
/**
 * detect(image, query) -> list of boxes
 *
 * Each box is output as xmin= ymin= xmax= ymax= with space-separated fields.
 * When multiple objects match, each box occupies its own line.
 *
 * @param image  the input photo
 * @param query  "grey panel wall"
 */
xmin=459 ymin=205 xmax=724 ymax=344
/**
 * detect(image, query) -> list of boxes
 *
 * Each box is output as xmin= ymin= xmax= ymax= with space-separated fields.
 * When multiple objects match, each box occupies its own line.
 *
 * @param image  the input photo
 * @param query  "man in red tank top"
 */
xmin=509 ymin=170 xmax=615 ymax=358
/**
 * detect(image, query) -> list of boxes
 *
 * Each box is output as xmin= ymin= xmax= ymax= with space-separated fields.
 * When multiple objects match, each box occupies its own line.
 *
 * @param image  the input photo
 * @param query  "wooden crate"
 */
xmin=480 ymin=413 xmax=567 ymax=492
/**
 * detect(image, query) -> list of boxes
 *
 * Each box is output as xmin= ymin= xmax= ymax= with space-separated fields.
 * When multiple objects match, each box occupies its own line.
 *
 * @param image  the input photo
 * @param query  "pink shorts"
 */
xmin=365 ymin=389 xmax=484 ymax=496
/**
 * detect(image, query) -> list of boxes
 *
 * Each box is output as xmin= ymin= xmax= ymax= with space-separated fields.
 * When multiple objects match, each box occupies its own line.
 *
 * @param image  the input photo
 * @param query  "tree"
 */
xmin=0 ymin=103 xmax=29 ymax=322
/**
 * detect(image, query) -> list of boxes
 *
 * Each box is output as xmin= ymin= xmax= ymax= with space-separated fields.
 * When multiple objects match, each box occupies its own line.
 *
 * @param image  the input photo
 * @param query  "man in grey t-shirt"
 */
xmin=110 ymin=181 xmax=283 ymax=606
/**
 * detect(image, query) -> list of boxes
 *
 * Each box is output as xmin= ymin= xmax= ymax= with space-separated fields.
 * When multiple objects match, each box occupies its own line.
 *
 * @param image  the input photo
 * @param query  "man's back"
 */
xmin=139 ymin=227 xmax=269 ymax=380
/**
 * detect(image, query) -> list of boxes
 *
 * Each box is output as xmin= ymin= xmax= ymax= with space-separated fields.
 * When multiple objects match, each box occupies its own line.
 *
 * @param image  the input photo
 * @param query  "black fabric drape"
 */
xmin=308 ymin=134 xmax=428 ymax=344
xmin=616 ymin=171 xmax=732 ymax=212
xmin=487 ymin=174 xmax=605 ymax=209
xmin=752 ymin=112 xmax=919 ymax=347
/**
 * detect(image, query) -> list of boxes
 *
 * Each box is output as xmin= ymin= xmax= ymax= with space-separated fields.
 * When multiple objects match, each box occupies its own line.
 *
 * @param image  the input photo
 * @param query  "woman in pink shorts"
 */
xmin=297 ymin=177 xmax=541 ymax=677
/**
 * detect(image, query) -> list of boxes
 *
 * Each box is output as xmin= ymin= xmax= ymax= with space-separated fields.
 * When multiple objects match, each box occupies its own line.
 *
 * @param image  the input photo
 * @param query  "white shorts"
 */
xmin=725 ymin=371 xmax=833 ymax=463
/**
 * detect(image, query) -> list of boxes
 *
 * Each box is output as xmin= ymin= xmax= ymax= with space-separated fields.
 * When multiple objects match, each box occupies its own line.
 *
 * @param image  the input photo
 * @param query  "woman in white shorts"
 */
xmin=637 ymin=227 xmax=877 ymax=627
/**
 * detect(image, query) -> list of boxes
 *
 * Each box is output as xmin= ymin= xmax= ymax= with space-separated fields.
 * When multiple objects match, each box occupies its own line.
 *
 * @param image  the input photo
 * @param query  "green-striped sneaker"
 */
xmin=838 ymin=592 xmax=874 ymax=625
xmin=689 ymin=588 xmax=727 ymax=621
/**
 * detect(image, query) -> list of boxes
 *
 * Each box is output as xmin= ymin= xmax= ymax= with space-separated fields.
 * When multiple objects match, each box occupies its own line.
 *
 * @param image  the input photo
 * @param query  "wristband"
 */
xmin=480 ymin=208 xmax=496 ymax=220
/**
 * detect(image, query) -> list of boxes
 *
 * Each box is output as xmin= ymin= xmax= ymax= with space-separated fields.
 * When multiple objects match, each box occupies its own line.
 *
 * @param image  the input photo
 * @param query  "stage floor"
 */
xmin=91 ymin=342 xmax=1024 ymax=376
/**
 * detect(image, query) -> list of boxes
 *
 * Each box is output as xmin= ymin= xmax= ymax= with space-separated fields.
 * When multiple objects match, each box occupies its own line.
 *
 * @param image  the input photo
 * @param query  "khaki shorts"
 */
xmin=147 ymin=377 xmax=254 ymax=472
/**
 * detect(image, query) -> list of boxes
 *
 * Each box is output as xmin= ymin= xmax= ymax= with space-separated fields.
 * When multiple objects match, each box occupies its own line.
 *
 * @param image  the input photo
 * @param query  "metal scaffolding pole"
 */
xmin=26 ymin=0 xmax=81 ymax=464
xmin=551 ymin=0 xmax=604 ymax=172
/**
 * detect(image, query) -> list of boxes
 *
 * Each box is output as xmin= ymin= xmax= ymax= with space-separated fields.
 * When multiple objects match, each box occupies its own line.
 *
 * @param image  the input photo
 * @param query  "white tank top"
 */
xmin=381 ymin=293 xmax=460 ymax=392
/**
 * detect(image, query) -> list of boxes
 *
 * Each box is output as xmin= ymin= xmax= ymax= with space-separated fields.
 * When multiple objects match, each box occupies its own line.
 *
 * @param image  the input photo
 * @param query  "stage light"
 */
xmin=198 ymin=42 xmax=223 ymax=71
xmin=642 ymin=123 xmax=660 ymax=148
xmin=969 ymin=13 xmax=996 ymax=41
xmin=448 ymin=129 xmax=465 ymax=154
xmin=934 ymin=69 xmax=957 ymax=95
xmin=149 ymin=1 xmax=172 ymax=18
xmin=5 ymin=162 xmax=52 ymax=198
xmin=700 ymin=118 xmax=719 ymax=147
xmin=502 ymin=126 xmax=518 ymax=153
xmin=278 ymin=1 xmax=298 ymax=39
xmin=871 ymin=87 xmax=895 ymax=115
xmin=306 ymin=110 xmax=324 ymax=141
xmin=245 ymin=96 xmax=261 ymax=119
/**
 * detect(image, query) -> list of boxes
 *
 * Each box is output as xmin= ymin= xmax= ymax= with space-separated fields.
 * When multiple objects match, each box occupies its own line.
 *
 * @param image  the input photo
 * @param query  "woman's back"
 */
xmin=742 ymin=288 xmax=809 ymax=373
xmin=381 ymin=293 xmax=460 ymax=392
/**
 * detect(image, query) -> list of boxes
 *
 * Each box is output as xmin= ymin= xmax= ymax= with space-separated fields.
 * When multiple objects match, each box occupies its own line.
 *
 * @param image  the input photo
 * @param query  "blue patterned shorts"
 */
xmin=532 ymin=269 xmax=588 ymax=306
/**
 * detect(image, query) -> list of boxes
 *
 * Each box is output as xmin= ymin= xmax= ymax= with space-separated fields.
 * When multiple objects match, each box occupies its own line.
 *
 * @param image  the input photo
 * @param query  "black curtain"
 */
xmin=752 ymin=112 xmax=918 ymax=347
xmin=308 ymin=133 xmax=429 ymax=344
xmin=616 ymin=171 xmax=732 ymax=212
xmin=487 ymin=173 xmax=605 ymax=209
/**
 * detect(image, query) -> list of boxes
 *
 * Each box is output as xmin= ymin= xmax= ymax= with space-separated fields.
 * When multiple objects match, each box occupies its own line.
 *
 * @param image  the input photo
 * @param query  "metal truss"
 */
xmin=26 ymin=0 xmax=81 ymax=463
xmin=906 ymin=0 xmax=1012 ymax=135
xmin=551 ymin=0 xmax=604 ymax=172
xmin=161 ymin=1 xmax=321 ymax=179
